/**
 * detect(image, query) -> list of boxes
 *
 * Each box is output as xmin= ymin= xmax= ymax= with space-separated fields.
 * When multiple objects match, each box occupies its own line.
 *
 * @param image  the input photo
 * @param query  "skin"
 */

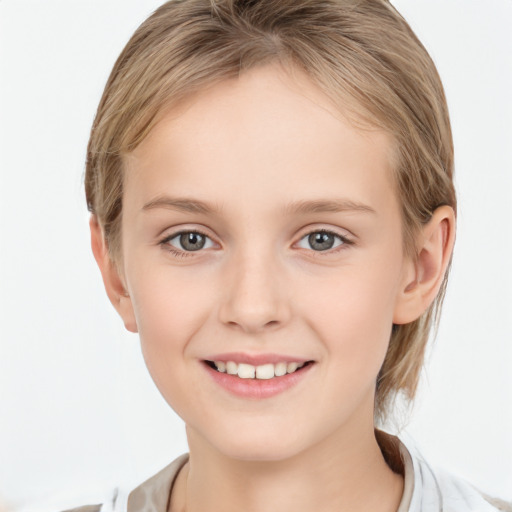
xmin=91 ymin=62 xmax=455 ymax=512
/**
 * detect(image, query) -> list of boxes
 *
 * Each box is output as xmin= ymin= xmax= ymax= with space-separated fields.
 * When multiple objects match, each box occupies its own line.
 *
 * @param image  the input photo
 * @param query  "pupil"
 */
xmin=309 ymin=232 xmax=334 ymax=251
xmin=181 ymin=232 xmax=205 ymax=251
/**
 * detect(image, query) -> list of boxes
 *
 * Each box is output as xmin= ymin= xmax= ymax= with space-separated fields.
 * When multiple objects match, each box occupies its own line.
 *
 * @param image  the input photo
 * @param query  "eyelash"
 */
xmin=159 ymin=229 xmax=213 ymax=259
xmin=159 ymin=228 xmax=353 ymax=259
xmin=296 ymin=229 xmax=354 ymax=256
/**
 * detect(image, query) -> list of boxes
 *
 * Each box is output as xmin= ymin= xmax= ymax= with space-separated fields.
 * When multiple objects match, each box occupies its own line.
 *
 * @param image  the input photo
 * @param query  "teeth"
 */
xmin=226 ymin=361 xmax=238 ymax=375
xmin=237 ymin=363 xmax=255 ymax=379
xmin=287 ymin=362 xmax=298 ymax=373
xmin=215 ymin=361 xmax=226 ymax=373
xmin=274 ymin=362 xmax=287 ymax=377
xmin=255 ymin=363 xmax=274 ymax=380
xmin=213 ymin=360 xmax=309 ymax=379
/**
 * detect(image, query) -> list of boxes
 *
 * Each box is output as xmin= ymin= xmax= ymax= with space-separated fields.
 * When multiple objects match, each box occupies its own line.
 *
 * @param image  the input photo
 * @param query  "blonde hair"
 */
xmin=85 ymin=0 xmax=456 ymax=422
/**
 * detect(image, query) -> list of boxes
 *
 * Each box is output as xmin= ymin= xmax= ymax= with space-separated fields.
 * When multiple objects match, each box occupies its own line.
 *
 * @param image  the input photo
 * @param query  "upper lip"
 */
xmin=204 ymin=352 xmax=313 ymax=366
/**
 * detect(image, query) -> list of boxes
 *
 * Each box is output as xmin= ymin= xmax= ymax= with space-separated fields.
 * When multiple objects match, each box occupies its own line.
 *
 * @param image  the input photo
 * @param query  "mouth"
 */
xmin=203 ymin=359 xmax=315 ymax=380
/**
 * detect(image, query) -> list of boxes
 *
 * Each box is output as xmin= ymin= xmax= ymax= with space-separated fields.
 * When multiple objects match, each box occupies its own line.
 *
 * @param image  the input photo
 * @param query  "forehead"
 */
xmin=123 ymin=63 xmax=397 ymax=216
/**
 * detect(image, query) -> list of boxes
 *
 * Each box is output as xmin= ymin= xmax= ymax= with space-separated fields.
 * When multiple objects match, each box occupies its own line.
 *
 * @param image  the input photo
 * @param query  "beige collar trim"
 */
xmin=126 ymin=436 xmax=414 ymax=512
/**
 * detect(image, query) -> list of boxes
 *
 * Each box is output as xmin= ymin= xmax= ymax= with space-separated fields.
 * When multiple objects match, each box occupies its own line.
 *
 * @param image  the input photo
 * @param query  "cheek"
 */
xmin=296 ymin=266 xmax=401 ymax=421
xmin=130 ymin=262 xmax=210 ymax=336
xmin=299 ymin=256 xmax=403 ymax=369
xmin=127 ymin=265 xmax=213 ymax=385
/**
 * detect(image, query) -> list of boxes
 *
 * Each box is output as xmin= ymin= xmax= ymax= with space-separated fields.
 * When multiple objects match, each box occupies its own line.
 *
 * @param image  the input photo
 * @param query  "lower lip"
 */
xmin=202 ymin=361 xmax=315 ymax=399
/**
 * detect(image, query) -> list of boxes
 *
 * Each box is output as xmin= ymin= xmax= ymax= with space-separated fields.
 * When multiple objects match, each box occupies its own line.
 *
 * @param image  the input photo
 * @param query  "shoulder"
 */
xmin=59 ymin=453 xmax=189 ymax=512
xmin=432 ymin=465 xmax=511 ymax=512
xmin=398 ymin=434 xmax=512 ymax=512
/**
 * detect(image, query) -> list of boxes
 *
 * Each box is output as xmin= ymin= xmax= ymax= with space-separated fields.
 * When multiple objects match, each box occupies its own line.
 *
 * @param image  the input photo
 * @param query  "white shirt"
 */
xmin=93 ymin=435 xmax=511 ymax=512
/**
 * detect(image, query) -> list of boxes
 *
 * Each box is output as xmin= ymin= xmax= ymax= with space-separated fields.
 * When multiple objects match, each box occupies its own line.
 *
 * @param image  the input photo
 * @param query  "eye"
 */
xmin=296 ymin=230 xmax=350 ymax=252
xmin=162 ymin=230 xmax=215 ymax=252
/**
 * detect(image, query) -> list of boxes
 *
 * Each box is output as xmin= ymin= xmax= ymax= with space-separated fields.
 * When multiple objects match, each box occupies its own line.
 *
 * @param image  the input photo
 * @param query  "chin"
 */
xmin=209 ymin=424 xmax=308 ymax=462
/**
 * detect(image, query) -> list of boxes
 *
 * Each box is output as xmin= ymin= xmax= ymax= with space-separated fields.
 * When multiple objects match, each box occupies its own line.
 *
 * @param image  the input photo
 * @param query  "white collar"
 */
xmin=102 ymin=434 xmax=508 ymax=512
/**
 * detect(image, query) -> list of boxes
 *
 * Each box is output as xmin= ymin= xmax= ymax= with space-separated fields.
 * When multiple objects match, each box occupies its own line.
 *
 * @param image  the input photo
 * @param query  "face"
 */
xmin=117 ymin=63 xmax=413 ymax=461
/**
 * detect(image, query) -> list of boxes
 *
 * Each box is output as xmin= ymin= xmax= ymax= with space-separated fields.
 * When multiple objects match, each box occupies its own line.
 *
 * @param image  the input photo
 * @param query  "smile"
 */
xmin=202 ymin=358 xmax=315 ymax=399
xmin=206 ymin=360 xmax=312 ymax=379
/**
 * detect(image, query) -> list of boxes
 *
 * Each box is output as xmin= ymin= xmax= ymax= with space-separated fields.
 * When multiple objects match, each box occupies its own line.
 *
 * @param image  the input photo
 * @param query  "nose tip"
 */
xmin=218 ymin=258 xmax=290 ymax=334
xmin=221 ymin=290 xmax=287 ymax=334
xmin=224 ymin=312 xmax=282 ymax=334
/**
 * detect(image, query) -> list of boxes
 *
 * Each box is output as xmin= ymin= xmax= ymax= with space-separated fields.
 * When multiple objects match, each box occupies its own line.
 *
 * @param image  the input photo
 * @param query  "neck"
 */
xmin=170 ymin=424 xmax=404 ymax=512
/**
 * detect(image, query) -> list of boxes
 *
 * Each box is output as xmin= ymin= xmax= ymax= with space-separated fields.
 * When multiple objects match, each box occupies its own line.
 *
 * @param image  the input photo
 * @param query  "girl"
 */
xmin=79 ymin=1 xmax=511 ymax=510
xmin=1 ymin=0 xmax=509 ymax=511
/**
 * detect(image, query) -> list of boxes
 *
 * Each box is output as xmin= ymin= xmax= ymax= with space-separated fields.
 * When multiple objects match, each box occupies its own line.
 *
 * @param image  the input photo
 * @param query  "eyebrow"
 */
xmin=283 ymin=199 xmax=376 ymax=215
xmin=142 ymin=196 xmax=376 ymax=216
xmin=142 ymin=196 xmax=220 ymax=214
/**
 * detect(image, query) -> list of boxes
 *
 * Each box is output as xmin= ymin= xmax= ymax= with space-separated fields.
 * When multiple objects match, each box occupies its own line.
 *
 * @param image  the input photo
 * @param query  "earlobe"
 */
xmin=89 ymin=216 xmax=138 ymax=333
xmin=393 ymin=205 xmax=456 ymax=324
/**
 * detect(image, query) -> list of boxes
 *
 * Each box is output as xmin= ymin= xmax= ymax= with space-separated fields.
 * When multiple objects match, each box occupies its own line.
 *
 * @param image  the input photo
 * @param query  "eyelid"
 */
xmin=159 ymin=227 xmax=218 ymax=256
xmin=296 ymin=224 xmax=354 ymax=241
xmin=294 ymin=226 xmax=355 ymax=254
xmin=157 ymin=224 xmax=355 ymax=259
xmin=160 ymin=227 xmax=212 ymax=243
xmin=169 ymin=231 xmax=215 ymax=248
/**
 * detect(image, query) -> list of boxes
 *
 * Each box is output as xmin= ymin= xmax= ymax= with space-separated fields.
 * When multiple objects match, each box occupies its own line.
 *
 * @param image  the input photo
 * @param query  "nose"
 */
xmin=218 ymin=248 xmax=291 ymax=334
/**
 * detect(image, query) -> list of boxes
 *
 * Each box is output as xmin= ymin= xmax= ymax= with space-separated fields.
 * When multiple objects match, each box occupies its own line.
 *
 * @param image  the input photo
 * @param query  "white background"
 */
xmin=0 ymin=1 xmax=511 ymax=510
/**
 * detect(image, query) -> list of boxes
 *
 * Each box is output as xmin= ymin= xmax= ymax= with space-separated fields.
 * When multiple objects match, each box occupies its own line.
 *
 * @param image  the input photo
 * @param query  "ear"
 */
xmin=393 ymin=205 xmax=456 ymax=324
xmin=90 ymin=215 xmax=138 ymax=333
